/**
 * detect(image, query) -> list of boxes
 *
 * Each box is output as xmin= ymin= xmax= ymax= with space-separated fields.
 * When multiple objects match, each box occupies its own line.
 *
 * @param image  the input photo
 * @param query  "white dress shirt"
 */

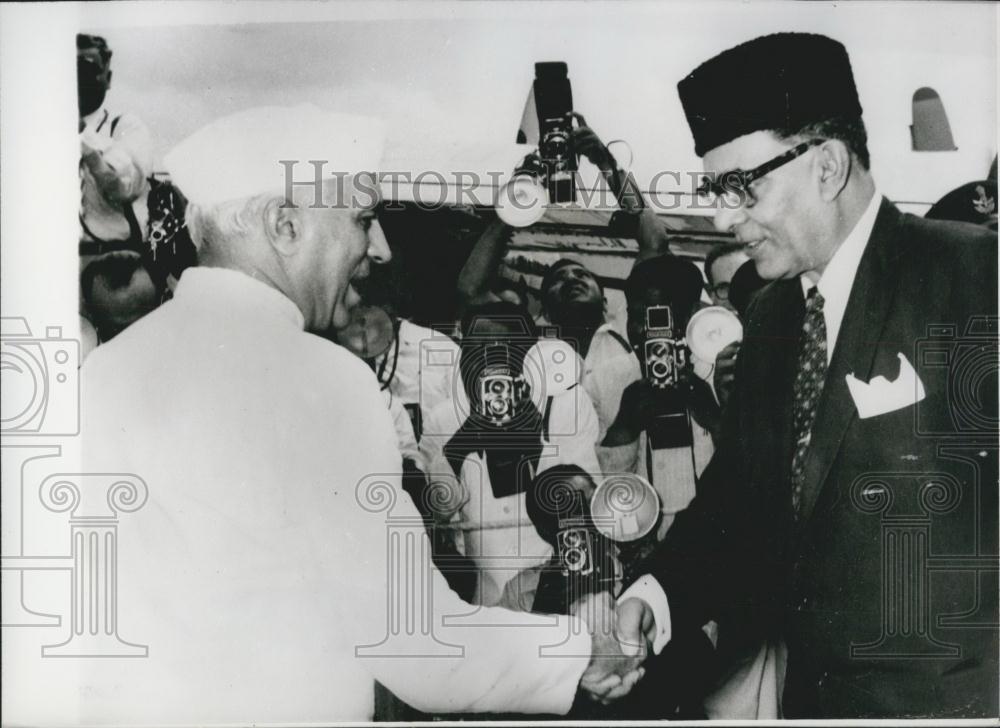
xmin=800 ymin=188 xmax=881 ymax=364
xmin=79 ymin=105 xmax=154 ymax=244
xmin=10 ymin=268 xmax=590 ymax=725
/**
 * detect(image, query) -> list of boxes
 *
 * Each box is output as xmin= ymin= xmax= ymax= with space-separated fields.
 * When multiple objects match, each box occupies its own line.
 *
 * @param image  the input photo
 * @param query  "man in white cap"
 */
xmin=57 ymin=105 xmax=644 ymax=724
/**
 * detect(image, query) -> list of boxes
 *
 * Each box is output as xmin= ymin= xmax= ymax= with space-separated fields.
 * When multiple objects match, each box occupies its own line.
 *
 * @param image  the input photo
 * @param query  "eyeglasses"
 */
xmin=696 ymin=139 xmax=824 ymax=206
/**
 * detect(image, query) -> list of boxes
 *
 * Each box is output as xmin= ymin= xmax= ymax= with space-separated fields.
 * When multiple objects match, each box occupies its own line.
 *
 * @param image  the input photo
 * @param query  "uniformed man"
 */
xmin=64 ymin=105 xmax=645 ymax=724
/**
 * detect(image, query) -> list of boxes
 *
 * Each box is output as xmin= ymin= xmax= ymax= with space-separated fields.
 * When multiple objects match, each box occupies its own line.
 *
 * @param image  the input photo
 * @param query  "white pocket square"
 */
xmin=845 ymin=353 xmax=926 ymax=419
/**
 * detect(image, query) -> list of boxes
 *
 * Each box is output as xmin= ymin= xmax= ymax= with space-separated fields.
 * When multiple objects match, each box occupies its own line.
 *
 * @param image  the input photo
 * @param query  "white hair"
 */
xmin=185 ymin=192 xmax=282 ymax=256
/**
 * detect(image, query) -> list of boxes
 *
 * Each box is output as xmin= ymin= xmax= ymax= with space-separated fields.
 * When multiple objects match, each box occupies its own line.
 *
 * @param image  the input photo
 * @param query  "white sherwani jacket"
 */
xmin=32 ymin=267 xmax=589 ymax=724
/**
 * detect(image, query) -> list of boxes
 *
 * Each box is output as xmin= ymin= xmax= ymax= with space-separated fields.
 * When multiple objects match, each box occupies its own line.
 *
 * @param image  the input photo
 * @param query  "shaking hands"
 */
xmin=572 ymin=592 xmax=655 ymax=704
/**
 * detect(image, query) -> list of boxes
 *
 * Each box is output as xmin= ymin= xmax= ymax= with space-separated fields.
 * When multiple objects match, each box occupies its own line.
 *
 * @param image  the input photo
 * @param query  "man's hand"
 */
xmin=713 ymin=340 xmax=741 ymax=410
xmin=601 ymin=379 xmax=654 ymax=447
xmin=570 ymin=119 xmax=616 ymax=172
xmin=616 ymin=597 xmax=657 ymax=656
xmin=80 ymin=136 xmax=100 ymax=165
xmin=574 ymin=591 xmax=646 ymax=704
xmin=679 ymin=366 xmax=721 ymax=438
xmin=603 ymin=378 xmax=691 ymax=447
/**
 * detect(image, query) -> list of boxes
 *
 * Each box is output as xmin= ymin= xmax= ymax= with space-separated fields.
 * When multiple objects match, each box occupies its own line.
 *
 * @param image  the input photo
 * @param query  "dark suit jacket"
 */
xmin=644 ymin=200 xmax=998 ymax=718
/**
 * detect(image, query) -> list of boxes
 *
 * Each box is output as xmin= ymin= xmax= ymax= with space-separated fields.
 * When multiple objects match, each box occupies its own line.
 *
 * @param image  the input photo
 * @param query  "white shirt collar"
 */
xmin=800 ymin=189 xmax=882 ymax=363
xmin=174 ymin=267 xmax=306 ymax=330
xmin=81 ymin=105 xmax=109 ymax=131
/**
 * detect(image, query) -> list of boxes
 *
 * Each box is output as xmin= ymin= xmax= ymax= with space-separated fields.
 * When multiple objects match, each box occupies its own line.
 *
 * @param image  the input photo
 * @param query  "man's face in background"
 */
xmin=87 ymin=264 xmax=158 ymax=341
xmin=77 ymin=46 xmax=111 ymax=117
xmin=707 ymin=250 xmax=749 ymax=311
xmin=541 ymin=262 xmax=603 ymax=328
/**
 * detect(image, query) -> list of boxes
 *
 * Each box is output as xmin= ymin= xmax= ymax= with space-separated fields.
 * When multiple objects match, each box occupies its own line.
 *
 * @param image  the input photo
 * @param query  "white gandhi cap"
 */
xmin=164 ymin=104 xmax=386 ymax=208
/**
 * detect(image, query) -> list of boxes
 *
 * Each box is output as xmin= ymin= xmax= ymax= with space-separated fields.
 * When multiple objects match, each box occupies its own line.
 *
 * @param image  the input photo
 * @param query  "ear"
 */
xmin=264 ymin=197 xmax=301 ymax=257
xmin=816 ymin=139 xmax=852 ymax=201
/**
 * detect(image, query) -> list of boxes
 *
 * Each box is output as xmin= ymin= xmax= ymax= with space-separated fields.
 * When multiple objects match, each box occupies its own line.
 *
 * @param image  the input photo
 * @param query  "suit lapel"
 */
xmin=740 ymin=278 xmax=803 ymax=519
xmin=797 ymin=199 xmax=905 ymax=524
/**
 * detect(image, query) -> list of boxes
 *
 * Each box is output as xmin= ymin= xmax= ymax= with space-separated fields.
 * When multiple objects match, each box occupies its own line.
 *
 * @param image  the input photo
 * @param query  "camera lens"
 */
xmin=652 ymin=361 xmax=669 ymax=378
xmin=490 ymin=380 xmax=507 ymax=395
xmin=546 ymin=132 xmax=569 ymax=157
xmin=489 ymin=398 xmax=509 ymax=416
xmin=563 ymin=531 xmax=582 ymax=547
xmin=564 ymin=548 xmax=585 ymax=570
xmin=650 ymin=342 xmax=667 ymax=358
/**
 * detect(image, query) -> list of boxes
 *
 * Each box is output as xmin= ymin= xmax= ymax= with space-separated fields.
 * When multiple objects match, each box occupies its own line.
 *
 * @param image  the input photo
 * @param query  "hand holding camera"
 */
xmin=569 ymin=116 xmax=617 ymax=172
xmin=713 ymin=340 xmax=741 ymax=409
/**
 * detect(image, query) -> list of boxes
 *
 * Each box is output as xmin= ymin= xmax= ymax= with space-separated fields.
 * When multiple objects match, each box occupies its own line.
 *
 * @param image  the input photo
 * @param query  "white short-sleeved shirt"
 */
xmin=421 ymin=382 xmax=601 ymax=606
xmin=373 ymin=318 xmax=460 ymax=440
xmin=79 ymin=105 xmax=154 ymax=244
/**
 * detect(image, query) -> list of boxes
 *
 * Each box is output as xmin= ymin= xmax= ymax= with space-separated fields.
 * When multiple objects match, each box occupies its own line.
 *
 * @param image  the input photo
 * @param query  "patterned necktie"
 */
xmin=790 ymin=287 xmax=827 ymax=518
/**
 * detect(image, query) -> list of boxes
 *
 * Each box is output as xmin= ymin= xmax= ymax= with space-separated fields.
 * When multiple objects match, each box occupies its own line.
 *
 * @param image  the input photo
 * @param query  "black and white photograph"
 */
xmin=1 ymin=1 xmax=997 ymax=724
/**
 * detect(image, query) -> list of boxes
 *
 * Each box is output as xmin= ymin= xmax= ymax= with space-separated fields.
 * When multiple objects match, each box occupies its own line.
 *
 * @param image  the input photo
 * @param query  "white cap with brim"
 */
xmin=164 ymin=104 xmax=386 ymax=208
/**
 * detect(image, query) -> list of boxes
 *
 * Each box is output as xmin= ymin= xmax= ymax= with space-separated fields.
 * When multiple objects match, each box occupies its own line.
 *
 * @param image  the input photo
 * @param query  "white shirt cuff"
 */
xmin=618 ymin=574 xmax=671 ymax=654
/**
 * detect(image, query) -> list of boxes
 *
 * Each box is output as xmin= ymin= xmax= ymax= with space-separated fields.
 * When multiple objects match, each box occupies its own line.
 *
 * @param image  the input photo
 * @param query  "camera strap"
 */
xmin=375 ymin=319 xmax=402 ymax=391
xmin=605 ymin=328 xmax=632 ymax=355
xmin=645 ymin=415 xmax=699 ymax=515
xmin=541 ymin=395 xmax=554 ymax=440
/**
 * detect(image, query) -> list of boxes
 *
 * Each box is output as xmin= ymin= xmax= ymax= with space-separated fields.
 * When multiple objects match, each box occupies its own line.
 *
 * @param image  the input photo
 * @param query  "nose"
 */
xmin=712 ymin=198 xmax=749 ymax=234
xmin=367 ymin=220 xmax=391 ymax=264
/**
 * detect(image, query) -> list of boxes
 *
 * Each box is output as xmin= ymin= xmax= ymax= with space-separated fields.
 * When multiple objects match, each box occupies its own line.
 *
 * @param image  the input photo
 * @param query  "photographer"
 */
xmin=81 ymin=251 xmax=163 ymax=342
xmin=419 ymin=301 xmax=601 ymax=606
xmin=334 ymin=303 xmax=477 ymax=604
xmin=570 ymin=120 xmax=672 ymax=261
xmin=336 ymin=301 xmax=461 ymax=445
xmin=535 ymin=259 xmax=639 ymax=468
xmin=455 ymin=216 xmax=529 ymax=317
xmin=78 ymin=34 xmax=154 ymax=267
xmin=602 ymin=255 xmax=718 ymax=538
xmin=456 ymin=116 xmax=666 ymax=328
xmin=497 ymin=465 xmax=718 ymax=719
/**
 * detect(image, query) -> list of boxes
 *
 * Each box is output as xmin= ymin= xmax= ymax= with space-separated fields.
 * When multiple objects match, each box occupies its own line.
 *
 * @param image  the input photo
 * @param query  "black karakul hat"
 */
xmin=678 ymin=33 xmax=863 ymax=157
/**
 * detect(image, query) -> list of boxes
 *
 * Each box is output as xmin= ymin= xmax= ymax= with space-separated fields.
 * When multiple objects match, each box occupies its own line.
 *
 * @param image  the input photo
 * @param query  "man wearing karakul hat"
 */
xmin=614 ymin=34 xmax=997 ymax=718
xmin=69 ymin=105 xmax=645 ymax=724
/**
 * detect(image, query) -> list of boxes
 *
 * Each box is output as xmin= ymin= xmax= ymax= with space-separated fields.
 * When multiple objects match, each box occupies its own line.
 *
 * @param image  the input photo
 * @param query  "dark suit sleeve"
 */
xmin=632 ymin=276 xmax=795 ymax=646
xmin=635 ymin=345 xmax=763 ymax=639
